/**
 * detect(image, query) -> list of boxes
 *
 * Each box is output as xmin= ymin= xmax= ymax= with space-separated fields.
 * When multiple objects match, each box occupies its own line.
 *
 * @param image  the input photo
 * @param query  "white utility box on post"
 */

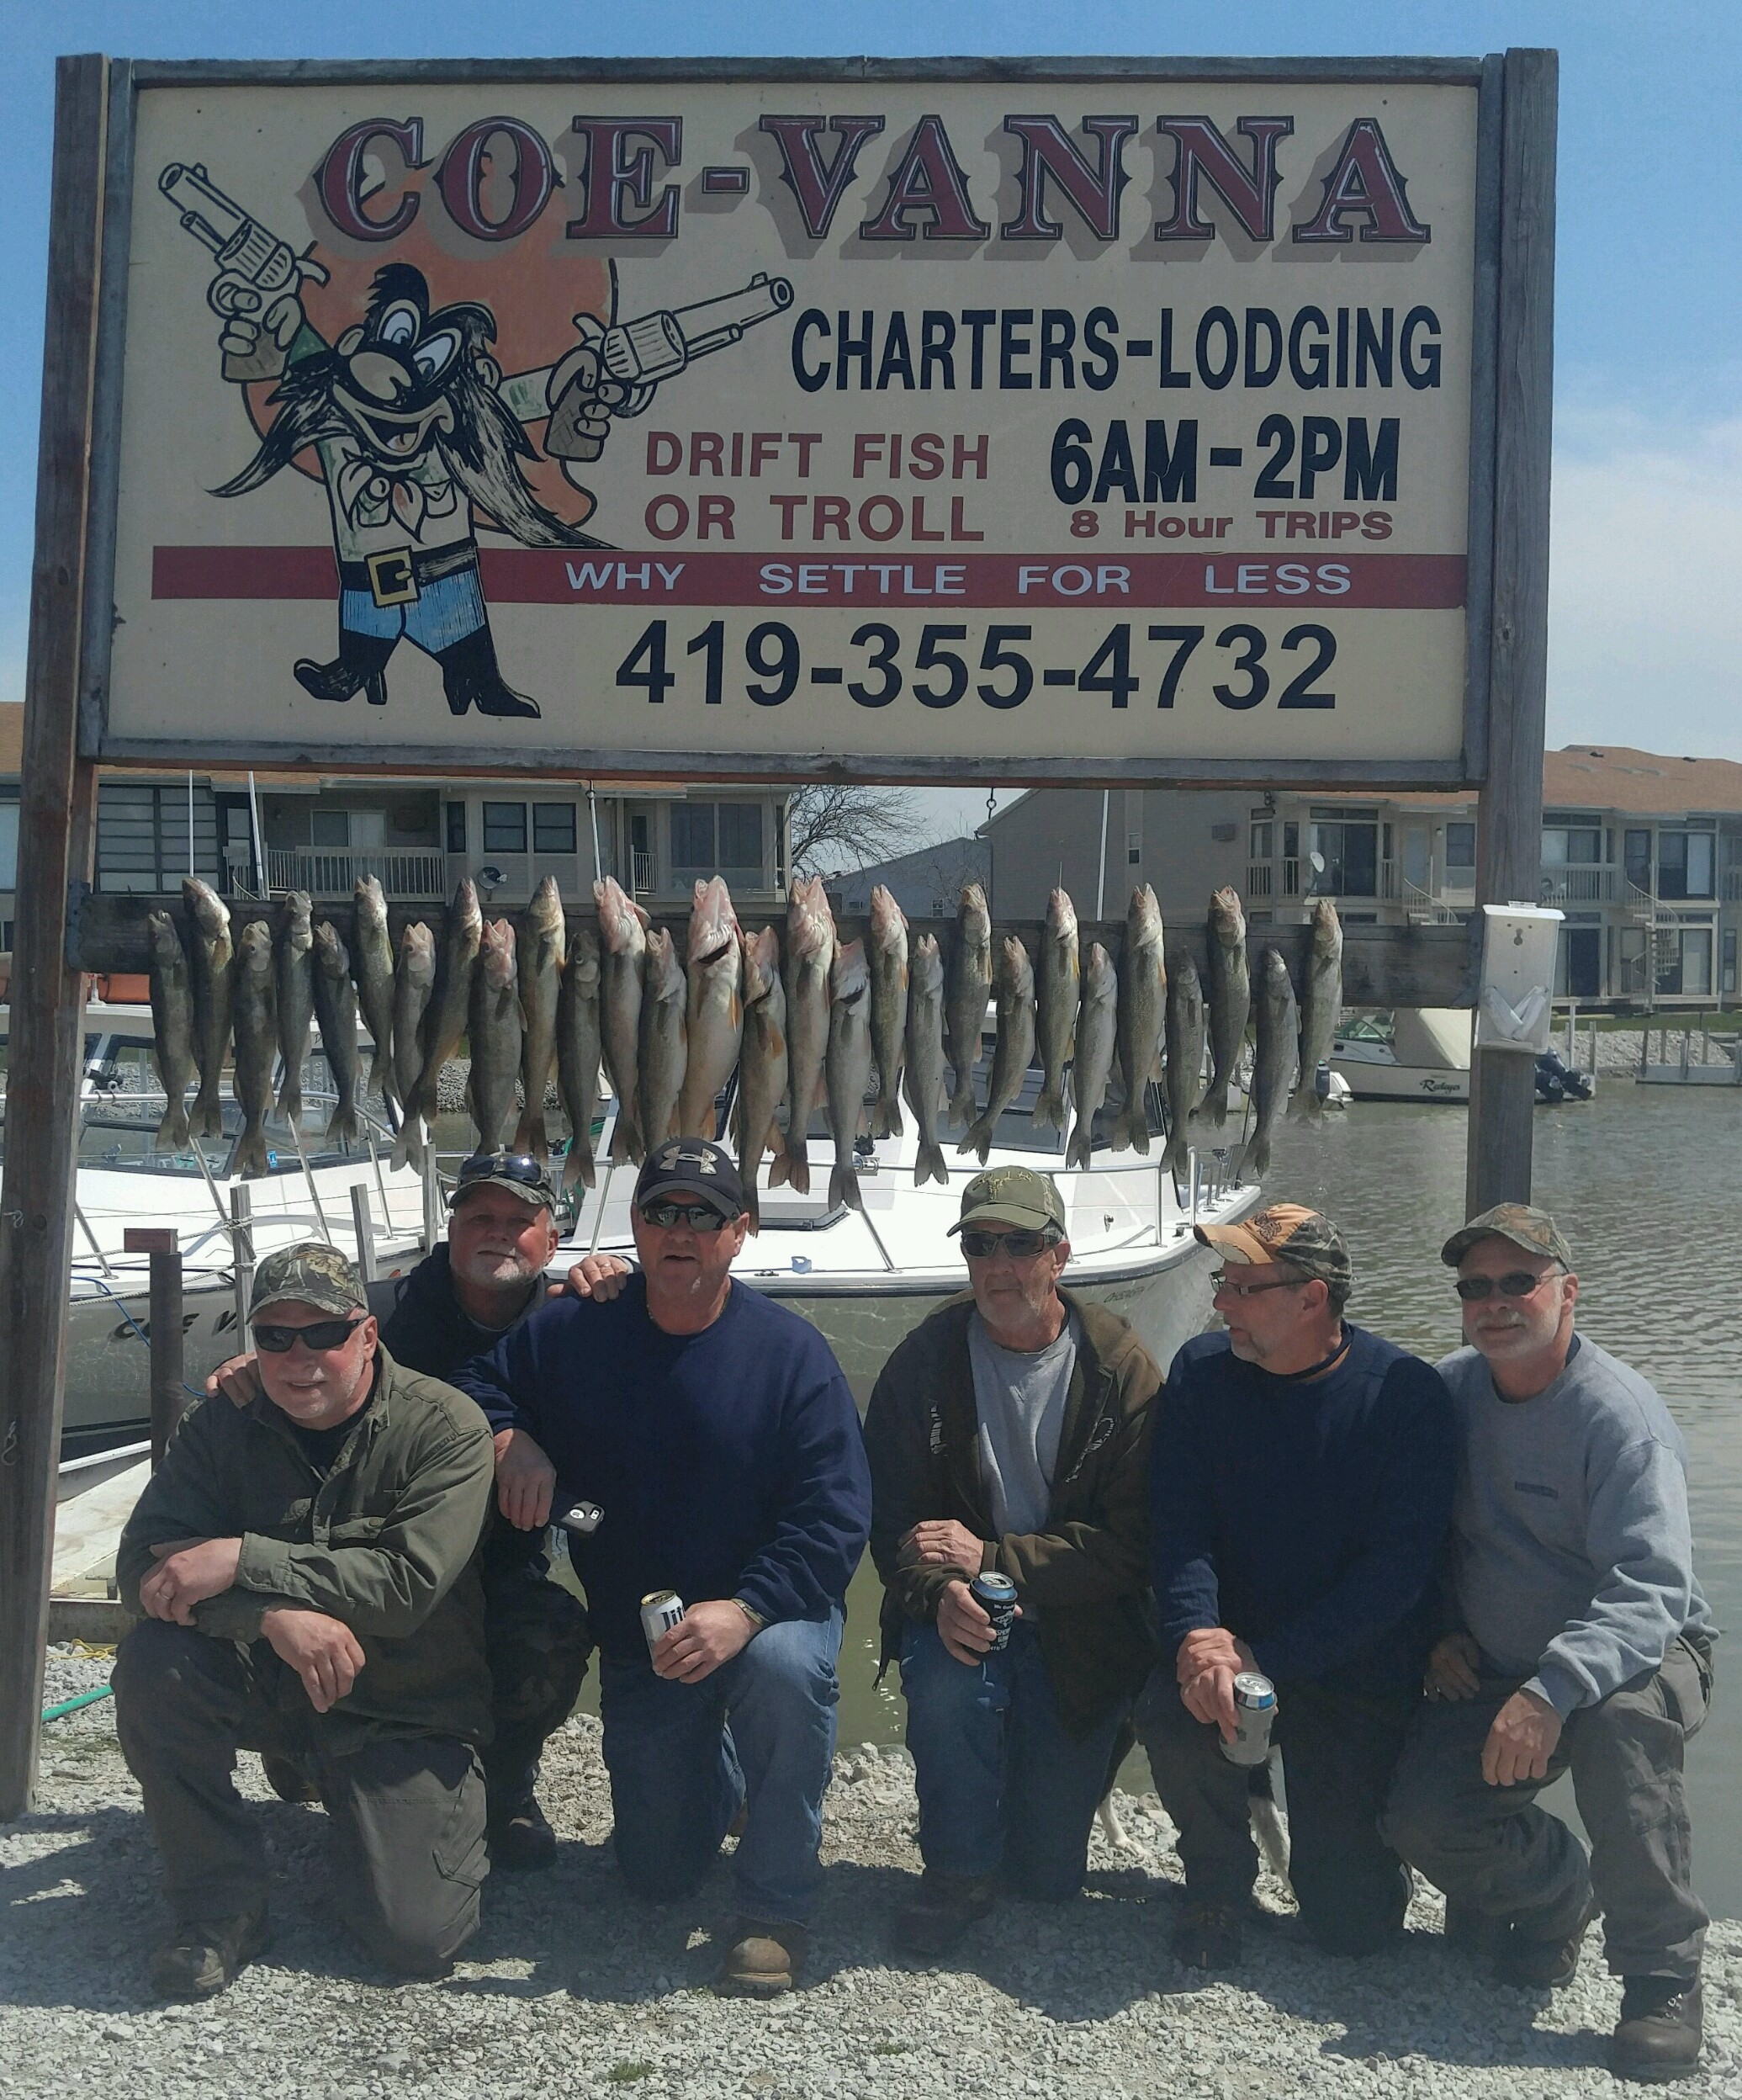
xmin=1475 ymin=903 xmax=1565 ymax=1055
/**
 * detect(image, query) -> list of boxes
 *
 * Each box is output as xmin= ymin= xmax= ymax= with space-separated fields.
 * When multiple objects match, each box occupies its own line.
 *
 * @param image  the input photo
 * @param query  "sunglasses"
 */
xmin=1454 ymin=1269 xmax=1562 ymax=1302
xmin=639 ymin=1201 xmax=733 ymax=1233
xmin=455 ymin=1152 xmax=552 ymax=1195
xmin=960 ymin=1228 xmax=1059 ymax=1259
xmin=254 ymin=1316 xmax=367 ymax=1354
xmin=1210 ymin=1270 xmax=1308 ymax=1300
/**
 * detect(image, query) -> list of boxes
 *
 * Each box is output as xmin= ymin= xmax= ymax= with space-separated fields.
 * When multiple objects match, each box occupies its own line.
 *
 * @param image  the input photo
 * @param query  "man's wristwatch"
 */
xmin=733 ymin=1598 xmax=766 ymax=1633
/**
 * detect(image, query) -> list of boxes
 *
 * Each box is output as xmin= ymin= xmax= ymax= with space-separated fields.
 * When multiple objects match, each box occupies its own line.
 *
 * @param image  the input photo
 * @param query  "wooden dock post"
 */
xmin=0 ymin=54 xmax=109 ymax=1822
xmin=125 ymin=1228 xmax=185 ymax=1467
xmin=1466 ymin=48 xmax=1558 ymax=1219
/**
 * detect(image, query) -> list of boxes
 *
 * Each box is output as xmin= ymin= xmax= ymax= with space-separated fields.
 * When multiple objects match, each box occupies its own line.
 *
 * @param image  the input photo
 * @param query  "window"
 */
xmin=482 ymin=802 xmax=527 ymax=854
xmin=717 ymin=803 xmax=763 ymax=872
xmin=310 ymin=809 xmax=348 ymax=848
xmin=1542 ymin=825 xmax=1601 ymax=865
xmin=95 ymin=782 xmax=220 ymax=894
xmin=532 ymin=802 xmax=577 ymax=855
xmin=1249 ymin=821 xmax=1273 ymax=860
xmin=1445 ymin=820 xmax=1475 ymax=871
xmin=1624 ymin=830 xmax=1653 ymax=892
xmin=670 ymin=802 xmax=766 ymax=875
xmin=1308 ymin=814 xmax=1379 ymax=896
xmin=445 ymin=802 xmax=468 ymax=853
xmin=670 ymin=803 xmax=714 ymax=870
xmin=1658 ymin=831 xmax=1714 ymax=900
xmin=1724 ymin=929 xmax=1737 ymax=996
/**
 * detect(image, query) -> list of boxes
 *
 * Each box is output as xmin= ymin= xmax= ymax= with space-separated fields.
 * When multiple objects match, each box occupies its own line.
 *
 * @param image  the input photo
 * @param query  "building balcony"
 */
xmin=1541 ymin=864 xmax=1619 ymax=904
xmin=267 ymin=846 xmax=446 ymax=901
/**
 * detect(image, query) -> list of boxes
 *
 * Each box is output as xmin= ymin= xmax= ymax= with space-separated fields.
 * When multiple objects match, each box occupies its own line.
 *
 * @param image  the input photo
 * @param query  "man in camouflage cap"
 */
xmin=866 ymin=1166 xmax=1163 ymax=1956
xmin=1141 ymin=1203 xmax=1456 ymax=1971
xmin=1381 ymin=1204 xmax=1715 ymax=2081
xmin=114 ymin=1241 xmax=496 ymax=1997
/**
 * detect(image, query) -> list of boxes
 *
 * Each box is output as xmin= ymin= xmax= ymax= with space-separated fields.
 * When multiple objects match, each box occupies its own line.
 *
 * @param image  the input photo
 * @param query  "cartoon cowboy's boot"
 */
xmin=294 ymin=630 xmax=395 ymax=707
xmin=436 ymin=624 xmax=541 ymax=720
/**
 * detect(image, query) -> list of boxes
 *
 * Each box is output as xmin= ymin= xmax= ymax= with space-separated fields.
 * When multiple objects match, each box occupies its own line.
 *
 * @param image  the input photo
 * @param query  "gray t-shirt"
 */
xmin=1438 ymin=1334 xmax=1715 ymax=1716
xmin=967 ymin=1309 xmax=1079 ymax=1538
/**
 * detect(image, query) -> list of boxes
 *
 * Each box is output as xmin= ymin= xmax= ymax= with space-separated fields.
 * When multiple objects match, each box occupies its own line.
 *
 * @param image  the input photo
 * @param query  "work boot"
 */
xmin=1443 ymin=1896 xmax=1512 ymax=1964
xmin=260 ymin=1751 xmax=321 ymax=1805
xmin=488 ymin=1793 xmax=558 ymax=1872
xmin=150 ymin=1905 xmax=271 ymax=1999
xmin=1609 ymin=1976 xmax=1704 ymax=2082
xmin=717 ymin=1917 xmax=807 ymax=1997
xmin=1171 ymin=1897 xmax=1244 ymax=1971
xmin=293 ymin=633 xmax=394 ymax=705
xmin=1495 ymin=1889 xmax=1596 ymax=1988
xmin=892 ymin=1870 xmax=997 ymax=1959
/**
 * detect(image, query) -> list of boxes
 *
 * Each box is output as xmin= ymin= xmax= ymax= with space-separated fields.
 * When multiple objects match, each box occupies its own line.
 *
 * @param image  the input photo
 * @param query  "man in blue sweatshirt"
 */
xmin=1141 ymin=1204 xmax=1456 ymax=1970
xmin=452 ymin=1138 xmax=871 ymax=1997
xmin=1380 ymin=1205 xmax=1715 ymax=2083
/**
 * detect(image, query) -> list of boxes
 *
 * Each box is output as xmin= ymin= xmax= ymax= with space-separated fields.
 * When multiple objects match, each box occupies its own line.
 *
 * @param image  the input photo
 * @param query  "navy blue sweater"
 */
xmin=1153 ymin=1326 xmax=1455 ymax=1695
xmin=452 ymin=1277 xmax=871 ymax=1662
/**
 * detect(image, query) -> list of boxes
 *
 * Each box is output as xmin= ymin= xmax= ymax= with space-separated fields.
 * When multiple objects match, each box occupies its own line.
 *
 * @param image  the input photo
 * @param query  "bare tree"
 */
xmin=786 ymin=785 xmax=918 ymax=877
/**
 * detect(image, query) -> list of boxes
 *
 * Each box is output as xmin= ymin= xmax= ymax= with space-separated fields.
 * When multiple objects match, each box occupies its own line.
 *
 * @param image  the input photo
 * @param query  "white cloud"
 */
xmin=1548 ymin=407 xmax=1742 ymax=758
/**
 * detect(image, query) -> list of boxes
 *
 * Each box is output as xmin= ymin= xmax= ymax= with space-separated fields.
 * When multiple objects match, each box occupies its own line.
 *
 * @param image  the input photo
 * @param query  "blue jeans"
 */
xmin=597 ymin=1608 xmax=843 ymax=1926
xmin=900 ymin=1620 xmax=1127 ymax=1901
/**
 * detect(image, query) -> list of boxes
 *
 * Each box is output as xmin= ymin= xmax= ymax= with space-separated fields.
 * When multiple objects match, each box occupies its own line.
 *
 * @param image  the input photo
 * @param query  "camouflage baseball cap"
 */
xmin=1441 ymin=1202 xmax=1572 ymax=1270
xmin=1194 ymin=1202 xmax=1353 ymax=1288
xmin=948 ymin=1164 xmax=1067 ymax=1238
xmin=250 ymin=1240 xmax=368 ymax=1319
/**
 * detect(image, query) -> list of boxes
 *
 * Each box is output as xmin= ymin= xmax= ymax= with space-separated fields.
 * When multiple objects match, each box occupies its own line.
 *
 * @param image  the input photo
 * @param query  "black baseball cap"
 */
xmin=633 ymin=1137 xmax=747 ymax=1221
xmin=450 ymin=1150 xmax=562 ymax=1213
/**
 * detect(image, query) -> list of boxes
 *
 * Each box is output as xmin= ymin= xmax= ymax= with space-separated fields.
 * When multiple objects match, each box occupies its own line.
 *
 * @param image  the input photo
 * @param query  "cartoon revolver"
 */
xmin=543 ymin=274 xmax=794 ymax=463
xmin=159 ymin=163 xmax=331 ymax=384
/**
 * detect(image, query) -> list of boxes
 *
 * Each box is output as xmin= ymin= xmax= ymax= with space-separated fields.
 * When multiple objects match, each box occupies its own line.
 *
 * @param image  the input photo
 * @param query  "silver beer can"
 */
xmin=1218 ymin=1671 xmax=1278 ymax=1767
xmin=640 ymin=1588 xmax=686 ymax=1654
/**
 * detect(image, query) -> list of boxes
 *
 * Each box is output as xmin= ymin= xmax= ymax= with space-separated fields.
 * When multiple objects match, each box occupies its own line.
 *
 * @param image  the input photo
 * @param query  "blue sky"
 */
xmin=2 ymin=2 xmax=1737 ymax=837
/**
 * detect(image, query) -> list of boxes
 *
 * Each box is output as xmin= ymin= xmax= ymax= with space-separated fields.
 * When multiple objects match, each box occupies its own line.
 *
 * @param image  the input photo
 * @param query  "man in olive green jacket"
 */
xmin=113 ymin=1243 xmax=495 ymax=1997
xmin=865 ymin=1167 xmax=1161 ymax=1956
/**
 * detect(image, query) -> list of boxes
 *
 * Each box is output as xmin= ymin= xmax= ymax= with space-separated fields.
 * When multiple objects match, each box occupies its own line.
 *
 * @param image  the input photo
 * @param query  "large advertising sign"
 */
xmin=94 ymin=61 xmax=1498 ymax=783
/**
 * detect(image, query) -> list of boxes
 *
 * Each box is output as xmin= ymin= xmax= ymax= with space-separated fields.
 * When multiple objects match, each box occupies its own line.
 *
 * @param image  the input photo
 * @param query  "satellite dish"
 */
xmin=1309 ymin=851 xmax=1326 ymax=874
xmin=475 ymin=863 xmax=506 ymax=902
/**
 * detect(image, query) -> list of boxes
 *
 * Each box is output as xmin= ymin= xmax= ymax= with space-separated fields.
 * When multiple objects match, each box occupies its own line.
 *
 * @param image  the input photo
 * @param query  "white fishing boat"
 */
xmin=1330 ymin=1007 xmax=1474 ymax=1104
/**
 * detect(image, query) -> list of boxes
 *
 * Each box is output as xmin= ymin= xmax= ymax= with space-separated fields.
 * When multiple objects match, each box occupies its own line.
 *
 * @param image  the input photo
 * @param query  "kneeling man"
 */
xmin=1381 ymin=1205 xmax=1716 ymax=2081
xmin=866 ymin=1167 xmax=1161 ymax=1955
xmin=114 ymin=1244 xmax=495 ymax=1996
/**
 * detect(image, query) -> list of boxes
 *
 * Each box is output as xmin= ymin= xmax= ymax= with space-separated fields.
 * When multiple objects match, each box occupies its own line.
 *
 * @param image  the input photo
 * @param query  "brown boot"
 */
xmin=1610 ymin=1977 xmax=1703 ymax=2082
xmin=150 ymin=1905 xmax=271 ymax=1999
xmin=892 ymin=1870 xmax=997 ymax=1959
xmin=717 ymin=1917 xmax=807 ymax=1997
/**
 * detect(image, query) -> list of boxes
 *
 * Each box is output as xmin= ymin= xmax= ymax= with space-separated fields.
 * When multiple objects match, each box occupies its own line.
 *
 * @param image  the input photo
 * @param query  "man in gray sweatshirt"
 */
xmin=1381 ymin=1204 xmax=1715 ymax=2084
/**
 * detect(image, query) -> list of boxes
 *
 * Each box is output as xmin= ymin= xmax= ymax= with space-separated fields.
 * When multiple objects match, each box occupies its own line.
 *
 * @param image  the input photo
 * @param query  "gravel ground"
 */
xmin=5 ymin=1651 xmax=1738 ymax=2098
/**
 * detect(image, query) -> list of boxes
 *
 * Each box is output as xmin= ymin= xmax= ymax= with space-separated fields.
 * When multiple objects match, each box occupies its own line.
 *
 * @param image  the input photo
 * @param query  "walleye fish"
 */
xmin=678 ymin=876 xmax=744 ymax=1138
xmin=944 ymin=883 xmax=993 ymax=1129
xmin=413 ymin=879 xmax=483 ymax=1129
xmin=961 ymin=937 xmax=1036 ymax=1164
xmin=556 ymin=925 xmax=603 ymax=1191
xmin=1289 ymin=899 xmax=1345 ymax=1121
xmin=1238 ymin=948 xmax=1300 ymax=1183
xmin=866 ymin=886 xmax=909 ymax=1139
xmin=146 ymin=909 xmax=196 ymax=1150
xmin=273 ymin=890 xmax=315 ymax=1123
xmin=514 ymin=876 xmax=567 ymax=1159
xmin=902 ymin=932 xmax=950 ymax=1189
xmin=469 ymin=918 xmax=525 ymax=1153
xmin=1160 ymin=952 xmax=1208 ymax=1174
xmin=1066 ymin=943 xmax=1119 ymax=1170
xmin=826 ymin=937 xmax=873 ymax=1213
xmin=596 ymin=876 xmax=649 ymax=1164
xmin=183 ymin=877 xmax=234 ymax=1142
xmin=312 ymin=920 xmax=363 ymax=1148
xmin=231 ymin=920 xmax=278 ymax=1180
xmin=351 ymin=877 xmax=398 ymax=1116
xmin=389 ymin=924 xmax=437 ymax=1170
xmin=1199 ymin=886 xmax=1251 ymax=1130
xmin=1112 ymin=887 xmax=1167 ymax=1153
xmin=735 ymin=926 xmax=789 ymax=1233
xmin=638 ymin=926 xmax=688 ymax=1148
xmin=1032 ymin=888 xmax=1079 ymax=1137
xmin=773 ymin=876 xmax=835 ymax=1196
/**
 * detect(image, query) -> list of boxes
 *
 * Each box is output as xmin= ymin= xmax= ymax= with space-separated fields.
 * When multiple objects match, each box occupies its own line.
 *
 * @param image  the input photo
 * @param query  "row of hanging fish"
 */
xmin=144 ymin=866 xmax=1345 ymax=1199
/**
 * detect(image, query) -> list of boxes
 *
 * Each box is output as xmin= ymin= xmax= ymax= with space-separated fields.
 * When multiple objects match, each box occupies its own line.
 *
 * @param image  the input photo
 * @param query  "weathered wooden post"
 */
xmin=125 ymin=1227 xmax=185 ymax=1466
xmin=0 ymin=54 xmax=109 ymax=1822
xmin=1465 ymin=47 xmax=1558 ymax=1218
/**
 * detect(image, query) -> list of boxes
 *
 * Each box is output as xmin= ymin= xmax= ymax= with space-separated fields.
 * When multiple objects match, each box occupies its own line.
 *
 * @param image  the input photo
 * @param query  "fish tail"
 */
xmin=871 ymin=1094 xmax=903 ymax=1139
xmin=783 ymin=1135 xmax=809 ymax=1196
xmin=326 ymin=1103 xmax=360 ymax=1148
xmin=515 ymin=1107 xmax=548 ymax=1159
xmin=156 ymin=1100 xmax=192 ymax=1151
xmin=1288 ymin=1084 xmax=1324 ymax=1123
xmin=610 ymin=1110 xmax=644 ymax=1164
xmin=1161 ymin=1128 xmax=1189 ymax=1173
xmin=373 ymin=1049 xmax=400 ymax=1109
xmin=1032 ymin=1083 xmax=1065 ymax=1136
xmin=561 ymin=1135 xmax=596 ymax=1191
xmin=1114 ymin=1110 xmax=1151 ymax=1156
xmin=192 ymin=1083 xmax=224 ymax=1139
xmin=1065 ymin=1127 xmax=1089 ymax=1169
xmin=949 ymin=1078 xmax=976 ymax=1127
xmin=914 ymin=1141 xmax=949 ymax=1189
xmin=1238 ymin=1132 xmax=1271 ymax=1183
xmin=237 ymin=1123 xmax=269 ymax=1180
xmin=829 ymin=1163 xmax=863 ymax=1213
xmin=274 ymin=1074 xmax=302 ymax=1121
xmin=957 ymin=1116 xmax=993 ymax=1164
xmin=744 ymin=1185 xmax=762 ymax=1236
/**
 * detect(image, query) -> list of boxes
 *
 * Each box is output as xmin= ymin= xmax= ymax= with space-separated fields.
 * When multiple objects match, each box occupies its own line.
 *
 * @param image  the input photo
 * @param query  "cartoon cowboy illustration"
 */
xmin=165 ymin=162 xmax=791 ymax=723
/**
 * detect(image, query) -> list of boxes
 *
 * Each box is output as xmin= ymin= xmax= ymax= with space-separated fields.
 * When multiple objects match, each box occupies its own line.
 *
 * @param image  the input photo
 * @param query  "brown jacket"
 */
xmin=864 ymin=1289 xmax=1162 ymax=1737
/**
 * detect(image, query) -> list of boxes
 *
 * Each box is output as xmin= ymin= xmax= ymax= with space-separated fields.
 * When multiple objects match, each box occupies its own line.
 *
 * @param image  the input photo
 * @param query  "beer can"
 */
xmin=1218 ymin=1670 xmax=1277 ymax=1767
xmin=968 ymin=1571 xmax=1019 ymax=1652
xmin=640 ymin=1589 xmax=686 ymax=1654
